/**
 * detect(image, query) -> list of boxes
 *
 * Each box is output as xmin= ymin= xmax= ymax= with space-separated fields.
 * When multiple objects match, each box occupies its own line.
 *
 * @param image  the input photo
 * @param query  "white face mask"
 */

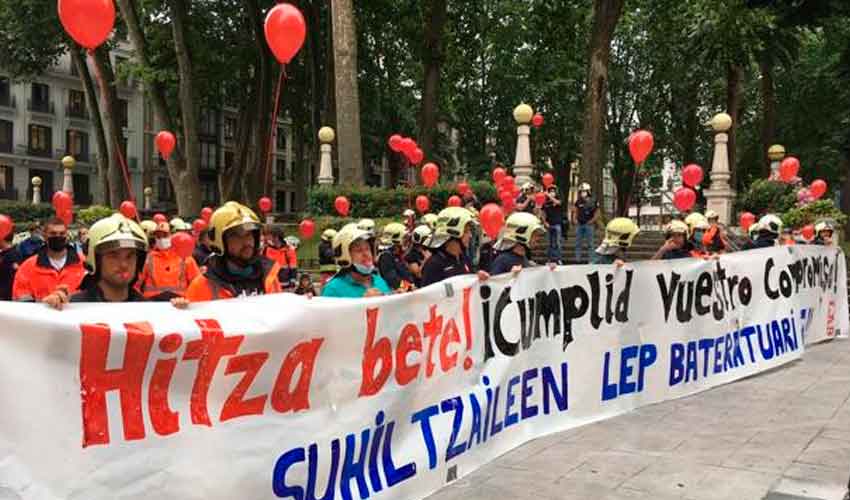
xmin=156 ymin=237 xmax=172 ymax=250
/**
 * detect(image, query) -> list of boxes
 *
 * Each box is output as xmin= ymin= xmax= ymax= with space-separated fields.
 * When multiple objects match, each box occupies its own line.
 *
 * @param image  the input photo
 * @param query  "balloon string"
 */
xmin=623 ymin=162 xmax=640 ymax=218
xmin=264 ymin=65 xmax=287 ymax=196
xmin=87 ymin=48 xmax=134 ymax=202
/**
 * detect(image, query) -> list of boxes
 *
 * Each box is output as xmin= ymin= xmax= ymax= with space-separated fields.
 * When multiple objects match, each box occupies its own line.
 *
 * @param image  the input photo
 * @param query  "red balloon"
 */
xmin=682 ymin=164 xmax=704 ymax=188
xmin=534 ymin=192 xmax=546 ymax=208
xmin=415 ymin=195 xmax=430 ymax=214
xmin=155 ymin=131 xmax=176 ymax=160
xmin=192 ymin=219 xmax=208 ymax=235
xmin=809 ymin=179 xmax=827 ymax=200
xmin=264 ymin=3 xmax=307 ymax=64
xmin=511 ymin=184 xmax=521 ymax=197
xmin=200 ymin=207 xmax=213 ymax=223
xmin=421 ymin=162 xmax=439 ymax=187
xmin=52 ymin=191 xmax=73 ymax=214
xmin=409 ymin=148 xmax=424 ymax=165
xmin=59 ymin=209 xmax=73 ymax=226
xmin=779 ymin=157 xmax=800 ymax=183
xmin=629 ymin=130 xmax=654 ymax=164
xmin=447 ymin=195 xmax=462 ymax=207
xmin=334 ymin=196 xmax=350 ymax=217
xmin=153 ymin=213 xmax=167 ymax=224
xmin=501 ymin=176 xmax=515 ymax=192
xmin=801 ymin=224 xmax=815 ymax=241
xmin=299 ymin=219 xmax=315 ymax=239
xmin=492 ymin=167 xmax=506 ymax=186
xmin=480 ymin=203 xmax=505 ymax=240
xmin=531 ymin=113 xmax=544 ymax=128
xmin=739 ymin=212 xmax=756 ymax=232
xmin=499 ymin=191 xmax=515 ymax=212
xmin=673 ymin=187 xmax=696 ymax=212
xmin=400 ymin=138 xmax=416 ymax=155
xmin=0 ymin=215 xmax=13 ymax=240
xmin=388 ymin=134 xmax=403 ymax=152
xmin=119 ymin=200 xmax=137 ymax=219
xmin=258 ymin=196 xmax=273 ymax=213
xmin=541 ymin=173 xmax=554 ymax=188
xmin=58 ymin=0 xmax=115 ymax=50
xmin=457 ymin=181 xmax=470 ymax=195
xmin=172 ymin=232 xmax=195 ymax=259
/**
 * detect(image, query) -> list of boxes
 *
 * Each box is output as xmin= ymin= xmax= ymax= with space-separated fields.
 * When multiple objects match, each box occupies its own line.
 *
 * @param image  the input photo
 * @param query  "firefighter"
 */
xmin=377 ymin=222 xmax=415 ymax=291
xmin=813 ymin=220 xmax=835 ymax=246
xmin=321 ymin=224 xmax=392 ymax=298
xmin=420 ymin=207 xmax=478 ymax=287
xmin=136 ymin=220 xmax=201 ymax=300
xmin=13 ymin=217 xmax=86 ymax=301
xmin=684 ymin=212 xmax=711 ymax=257
xmin=653 ymin=220 xmax=693 ymax=260
xmin=743 ymin=214 xmax=782 ymax=249
xmin=490 ymin=212 xmax=546 ymax=275
xmin=702 ymin=210 xmax=728 ymax=253
xmin=262 ymin=226 xmax=297 ymax=288
xmin=593 ymin=217 xmax=640 ymax=266
xmin=318 ymin=228 xmax=338 ymax=285
xmin=405 ymin=224 xmax=432 ymax=286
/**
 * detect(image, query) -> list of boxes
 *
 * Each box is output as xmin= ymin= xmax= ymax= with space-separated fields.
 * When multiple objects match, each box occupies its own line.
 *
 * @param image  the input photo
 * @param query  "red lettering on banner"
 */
xmin=220 ymin=352 xmax=269 ymax=422
xmin=359 ymin=308 xmax=392 ymax=396
xmin=270 ymin=338 xmax=323 ymax=413
xmin=395 ymin=324 xmax=422 ymax=385
xmin=423 ymin=306 xmax=443 ymax=377
xmin=183 ymin=319 xmax=243 ymax=426
xmin=149 ymin=333 xmax=182 ymax=436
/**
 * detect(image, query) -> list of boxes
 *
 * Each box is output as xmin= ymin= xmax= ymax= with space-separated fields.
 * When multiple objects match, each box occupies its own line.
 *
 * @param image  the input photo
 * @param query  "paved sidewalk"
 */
xmin=428 ymin=339 xmax=850 ymax=500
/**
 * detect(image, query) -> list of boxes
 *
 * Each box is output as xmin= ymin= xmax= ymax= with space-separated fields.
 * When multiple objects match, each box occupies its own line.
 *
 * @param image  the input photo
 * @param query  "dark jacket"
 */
xmin=70 ymin=283 xmax=146 ymax=303
xmin=377 ymin=247 xmax=415 ymax=289
xmin=0 ymin=246 xmax=22 ymax=300
xmin=490 ymin=250 xmax=530 ymax=275
xmin=421 ymin=248 xmax=472 ymax=287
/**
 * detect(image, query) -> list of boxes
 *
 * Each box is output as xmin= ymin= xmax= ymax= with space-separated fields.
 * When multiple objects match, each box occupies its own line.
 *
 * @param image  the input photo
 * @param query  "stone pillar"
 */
xmin=317 ymin=126 xmax=335 ymax=186
xmin=61 ymin=156 xmax=75 ymax=197
xmin=512 ymin=103 xmax=534 ymax=186
xmin=703 ymin=113 xmax=736 ymax=225
xmin=767 ymin=144 xmax=785 ymax=181
xmin=31 ymin=177 xmax=42 ymax=205
xmin=143 ymin=187 xmax=153 ymax=211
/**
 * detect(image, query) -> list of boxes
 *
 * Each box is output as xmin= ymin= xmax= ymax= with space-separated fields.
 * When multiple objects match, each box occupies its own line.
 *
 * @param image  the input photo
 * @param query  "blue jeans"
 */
xmin=575 ymin=223 xmax=594 ymax=263
xmin=548 ymin=224 xmax=563 ymax=263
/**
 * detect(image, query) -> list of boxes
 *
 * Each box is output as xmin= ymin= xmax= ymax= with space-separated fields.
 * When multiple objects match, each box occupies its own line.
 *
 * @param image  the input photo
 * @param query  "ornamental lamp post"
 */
xmin=317 ymin=126 xmax=335 ymax=186
xmin=512 ymin=103 xmax=534 ymax=186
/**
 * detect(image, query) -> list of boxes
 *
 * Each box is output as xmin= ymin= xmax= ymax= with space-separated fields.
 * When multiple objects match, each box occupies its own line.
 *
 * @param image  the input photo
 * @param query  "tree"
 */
xmin=331 ymin=0 xmax=364 ymax=185
xmin=417 ymin=0 xmax=448 ymax=164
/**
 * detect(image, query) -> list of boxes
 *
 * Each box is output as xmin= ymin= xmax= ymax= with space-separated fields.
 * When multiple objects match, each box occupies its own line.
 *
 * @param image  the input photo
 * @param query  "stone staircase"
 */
xmin=531 ymin=226 xmax=666 ymax=264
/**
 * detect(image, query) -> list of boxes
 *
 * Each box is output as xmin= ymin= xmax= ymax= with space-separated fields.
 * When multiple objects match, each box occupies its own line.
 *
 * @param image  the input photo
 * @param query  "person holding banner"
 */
xmin=377 ymin=222 xmax=416 ymax=291
xmin=743 ymin=214 xmax=783 ymax=250
xmin=193 ymin=228 xmax=214 ymax=267
xmin=702 ymin=210 xmax=728 ymax=253
xmin=321 ymin=224 xmax=392 ymax=298
xmin=490 ymin=212 xmax=546 ymax=275
xmin=174 ymin=202 xmax=283 ymax=304
xmin=405 ymin=224 xmax=432 ymax=286
xmin=13 ymin=217 xmax=86 ymax=302
xmin=652 ymin=220 xmax=693 ymax=260
xmin=420 ymin=207 xmax=478 ymax=287
xmin=813 ymin=220 xmax=835 ymax=246
xmin=684 ymin=212 xmax=712 ymax=258
xmin=592 ymin=217 xmax=640 ymax=266
xmin=43 ymin=214 xmax=149 ymax=308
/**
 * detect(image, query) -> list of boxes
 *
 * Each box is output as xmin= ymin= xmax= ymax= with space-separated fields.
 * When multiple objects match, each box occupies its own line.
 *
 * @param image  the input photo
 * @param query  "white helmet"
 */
xmin=758 ymin=214 xmax=783 ymax=236
xmin=578 ymin=182 xmax=591 ymax=193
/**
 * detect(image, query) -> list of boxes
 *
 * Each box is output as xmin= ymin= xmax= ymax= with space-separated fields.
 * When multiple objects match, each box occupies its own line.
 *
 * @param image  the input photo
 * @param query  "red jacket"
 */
xmin=12 ymin=247 xmax=86 ymax=301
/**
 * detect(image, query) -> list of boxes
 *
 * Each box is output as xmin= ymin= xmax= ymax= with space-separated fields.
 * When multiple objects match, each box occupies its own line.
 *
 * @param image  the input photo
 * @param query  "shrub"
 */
xmin=77 ymin=205 xmax=115 ymax=226
xmin=782 ymin=199 xmax=847 ymax=228
xmin=0 ymin=201 xmax=56 ymax=227
xmin=737 ymin=179 xmax=797 ymax=216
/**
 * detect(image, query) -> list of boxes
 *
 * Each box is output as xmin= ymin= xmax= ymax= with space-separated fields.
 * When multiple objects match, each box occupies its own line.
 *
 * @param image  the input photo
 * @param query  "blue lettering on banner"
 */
xmin=601 ymin=344 xmax=657 ymax=401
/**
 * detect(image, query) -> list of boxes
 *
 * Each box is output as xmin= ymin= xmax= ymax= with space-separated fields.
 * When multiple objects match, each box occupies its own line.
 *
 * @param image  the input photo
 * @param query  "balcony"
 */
xmin=0 ymin=95 xmax=15 ymax=109
xmin=27 ymin=146 xmax=52 ymax=158
xmin=27 ymin=99 xmax=55 ymax=115
xmin=0 ymin=188 xmax=18 ymax=201
xmin=66 ymin=105 xmax=88 ymax=120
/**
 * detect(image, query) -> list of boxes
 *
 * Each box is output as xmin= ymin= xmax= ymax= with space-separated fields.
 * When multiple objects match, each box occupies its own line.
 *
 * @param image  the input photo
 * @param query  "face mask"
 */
xmin=47 ymin=236 xmax=67 ymax=252
xmin=693 ymin=231 xmax=704 ymax=243
xmin=156 ymin=237 xmax=172 ymax=250
xmin=353 ymin=263 xmax=374 ymax=275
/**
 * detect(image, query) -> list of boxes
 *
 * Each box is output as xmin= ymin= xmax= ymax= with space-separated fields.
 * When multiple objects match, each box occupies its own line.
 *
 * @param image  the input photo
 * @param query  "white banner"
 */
xmin=0 ymin=246 xmax=846 ymax=500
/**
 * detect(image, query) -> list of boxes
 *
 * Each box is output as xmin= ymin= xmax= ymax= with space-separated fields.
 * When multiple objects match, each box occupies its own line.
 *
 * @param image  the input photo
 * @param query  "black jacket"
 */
xmin=421 ymin=248 xmax=472 ymax=287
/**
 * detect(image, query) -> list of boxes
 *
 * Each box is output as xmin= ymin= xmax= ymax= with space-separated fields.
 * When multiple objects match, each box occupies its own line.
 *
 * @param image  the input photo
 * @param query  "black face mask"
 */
xmin=47 ymin=236 xmax=67 ymax=252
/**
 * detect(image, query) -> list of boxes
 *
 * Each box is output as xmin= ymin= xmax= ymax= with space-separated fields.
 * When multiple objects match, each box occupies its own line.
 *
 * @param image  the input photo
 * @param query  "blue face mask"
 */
xmin=693 ymin=230 xmax=705 ymax=243
xmin=353 ymin=263 xmax=374 ymax=275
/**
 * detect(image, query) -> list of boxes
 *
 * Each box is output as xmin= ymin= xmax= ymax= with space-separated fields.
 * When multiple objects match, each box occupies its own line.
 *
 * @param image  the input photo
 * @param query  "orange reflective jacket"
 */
xmin=184 ymin=257 xmax=282 ymax=302
xmin=137 ymin=248 xmax=201 ymax=299
xmin=12 ymin=248 xmax=86 ymax=301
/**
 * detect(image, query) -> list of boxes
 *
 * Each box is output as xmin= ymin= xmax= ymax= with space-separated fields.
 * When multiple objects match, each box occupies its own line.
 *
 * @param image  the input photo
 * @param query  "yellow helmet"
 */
xmin=757 ymin=214 xmax=783 ymax=236
xmin=664 ymin=220 xmax=689 ymax=237
xmin=403 ymin=209 xmax=416 ymax=218
xmin=421 ymin=213 xmax=438 ymax=230
xmin=209 ymin=201 xmax=261 ymax=254
xmin=357 ymin=219 xmax=376 ymax=238
xmin=496 ymin=212 xmax=544 ymax=251
xmin=381 ymin=222 xmax=407 ymax=246
xmin=430 ymin=207 xmax=477 ymax=248
xmin=86 ymin=214 xmax=148 ymax=273
xmin=332 ymin=225 xmax=372 ymax=268
xmin=748 ymin=222 xmax=761 ymax=238
xmin=704 ymin=209 xmax=719 ymax=221
xmin=684 ymin=213 xmax=709 ymax=236
xmin=814 ymin=219 xmax=835 ymax=234
xmin=140 ymin=220 xmax=157 ymax=236
xmin=321 ymin=228 xmax=337 ymax=242
xmin=154 ymin=221 xmax=171 ymax=235
xmin=411 ymin=224 xmax=432 ymax=246
xmin=169 ymin=217 xmax=191 ymax=233
xmin=603 ymin=217 xmax=640 ymax=248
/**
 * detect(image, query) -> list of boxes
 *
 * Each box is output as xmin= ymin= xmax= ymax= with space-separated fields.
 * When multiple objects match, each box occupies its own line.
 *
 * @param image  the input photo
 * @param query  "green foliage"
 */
xmin=782 ymin=199 xmax=847 ymax=228
xmin=306 ymin=182 xmax=498 ymax=219
xmin=0 ymin=201 xmax=56 ymax=226
xmin=737 ymin=179 xmax=797 ymax=215
xmin=77 ymin=205 xmax=115 ymax=226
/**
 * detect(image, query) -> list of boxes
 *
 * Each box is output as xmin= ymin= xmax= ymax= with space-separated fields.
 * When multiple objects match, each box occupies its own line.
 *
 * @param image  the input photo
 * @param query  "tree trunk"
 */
xmin=759 ymin=54 xmax=777 ymax=176
xmin=114 ymin=0 xmax=201 ymax=215
xmin=169 ymin=0 xmax=202 ymax=216
xmin=70 ymin=48 xmax=110 ymax=206
xmin=417 ymin=0 xmax=448 ymax=164
xmin=726 ymin=63 xmax=743 ymax=190
xmin=580 ymin=0 xmax=625 ymax=212
xmin=90 ymin=47 xmax=127 ymax=206
xmin=331 ymin=0 xmax=364 ymax=185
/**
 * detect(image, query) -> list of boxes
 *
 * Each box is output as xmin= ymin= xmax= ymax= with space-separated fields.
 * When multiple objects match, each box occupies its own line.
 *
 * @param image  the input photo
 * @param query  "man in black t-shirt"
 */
xmin=571 ymin=183 xmax=599 ymax=263
xmin=542 ymin=185 xmax=564 ymax=264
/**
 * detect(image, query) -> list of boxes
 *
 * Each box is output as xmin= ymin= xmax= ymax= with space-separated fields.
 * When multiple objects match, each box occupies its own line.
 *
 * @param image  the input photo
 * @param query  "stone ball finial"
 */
xmin=767 ymin=144 xmax=786 ymax=161
xmin=513 ymin=103 xmax=534 ymax=124
xmin=32 ymin=176 xmax=42 ymax=187
xmin=61 ymin=156 xmax=76 ymax=170
xmin=143 ymin=187 xmax=153 ymax=196
xmin=318 ymin=126 xmax=335 ymax=144
xmin=708 ymin=113 xmax=733 ymax=132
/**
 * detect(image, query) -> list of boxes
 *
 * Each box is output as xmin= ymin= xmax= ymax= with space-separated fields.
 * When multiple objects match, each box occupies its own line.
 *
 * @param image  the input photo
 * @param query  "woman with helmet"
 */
xmin=176 ymin=202 xmax=283 ymax=304
xmin=813 ymin=219 xmax=835 ymax=246
xmin=420 ymin=207 xmax=479 ymax=287
xmin=743 ymin=214 xmax=782 ymax=249
xmin=592 ymin=217 xmax=640 ymax=266
xmin=405 ymin=224 xmax=432 ymax=286
xmin=321 ymin=225 xmax=392 ymax=298
xmin=653 ymin=220 xmax=693 ymax=260
xmin=377 ymin=222 xmax=416 ymax=291
xmin=357 ymin=218 xmax=378 ymax=263
xmin=43 ymin=214 xmax=149 ymax=308
xmin=489 ymin=212 xmax=546 ymax=275
xmin=318 ymin=228 xmax=338 ymax=285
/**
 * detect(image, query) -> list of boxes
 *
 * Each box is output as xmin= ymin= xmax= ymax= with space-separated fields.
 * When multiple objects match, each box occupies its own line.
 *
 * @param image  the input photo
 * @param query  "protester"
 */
xmin=702 ymin=210 xmax=728 ymax=253
xmin=262 ymin=226 xmax=297 ymax=288
xmin=813 ymin=220 xmax=835 ymax=246
xmin=12 ymin=217 xmax=86 ymax=301
xmin=294 ymin=273 xmax=318 ymax=297
xmin=747 ymin=222 xmax=761 ymax=245
xmin=74 ymin=226 xmax=89 ymax=256
xmin=357 ymin=218 xmax=378 ymax=261
xmin=140 ymin=220 xmax=157 ymax=248
xmin=542 ymin=184 xmax=564 ymax=264
xmin=422 ymin=213 xmax=438 ymax=231
xmin=18 ymin=222 xmax=44 ymax=260
xmin=175 ymin=202 xmax=282 ymax=304
xmin=490 ymin=212 xmax=546 ymax=275
xmin=420 ymin=207 xmax=478 ymax=287
xmin=652 ymin=220 xmax=693 ymax=260
xmin=321 ymin=225 xmax=392 ymax=298
xmin=572 ymin=182 xmax=599 ymax=263
xmin=0 ymin=223 xmax=21 ymax=301
xmin=193 ymin=229 xmax=214 ymax=266
xmin=136 ymin=220 xmax=201 ymax=300
xmin=462 ymin=189 xmax=481 ymax=212
xmin=514 ymin=183 xmax=535 ymax=214
xmin=684 ymin=213 xmax=711 ymax=257
xmin=403 ymin=209 xmax=416 ymax=232
xmin=43 ymin=215 xmax=148 ymax=309
xmin=592 ymin=217 xmax=640 ymax=266
xmin=477 ymin=233 xmax=496 ymax=274
xmin=404 ymin=224 xmax=432 ymax=287
xmin=779 ymin=227 xmax=796 ymax=246
xmin=377 ymin=222 xmax=415 ymax=291
xmin=318 ymin=228 xmax=338 ymax=285
xmin=169 ymin=218 xmax=191 ymax=233
xmin=743 ymin=214 xmax=782 ymax=250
